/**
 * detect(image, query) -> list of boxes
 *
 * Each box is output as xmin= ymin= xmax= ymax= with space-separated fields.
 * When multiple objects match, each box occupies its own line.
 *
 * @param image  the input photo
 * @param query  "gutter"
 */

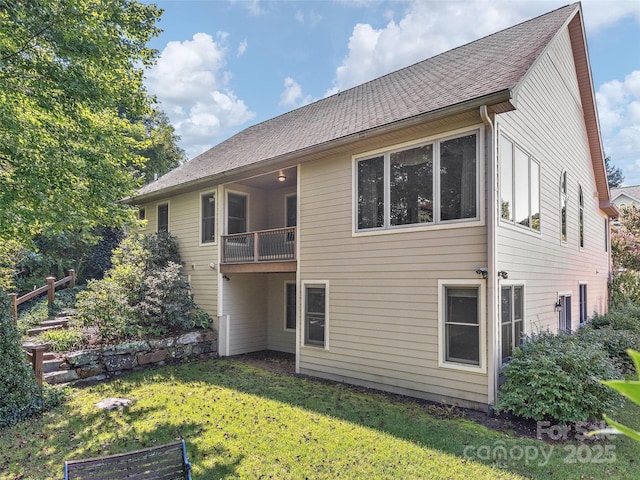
xmin=127 ymin=90 xmax=514 ymax=205
xmin=480 ymin=104 xmax=499 ymax=410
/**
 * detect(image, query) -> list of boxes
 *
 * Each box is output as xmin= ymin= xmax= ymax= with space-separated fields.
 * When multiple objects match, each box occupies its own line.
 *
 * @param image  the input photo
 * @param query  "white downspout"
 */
xmin=480 ymin=105 xmax=499 ymax=410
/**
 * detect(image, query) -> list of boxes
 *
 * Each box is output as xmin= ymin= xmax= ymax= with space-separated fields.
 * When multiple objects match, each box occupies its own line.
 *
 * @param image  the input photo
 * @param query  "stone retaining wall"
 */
xmin=45 ymin=330 xmax=218 ymax=385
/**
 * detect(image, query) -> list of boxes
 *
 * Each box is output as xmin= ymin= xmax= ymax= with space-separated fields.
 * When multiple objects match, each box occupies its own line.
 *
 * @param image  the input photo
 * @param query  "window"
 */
xmin=579 ymin=284 xmax=587 ymax=325
xmin=201 ymin=192 xmax=215 ymax=243
xmin=285 ymin=282 xmax=296 ymax=330
xmin=438 ymin=280 xmax=485 ymax=371
xmin=560 ymin=171 xmax=568 ymax=243
xmin=157 ymin=203 xmax=169 ymax=233
xmin=227 ymin=193 xmax=247 ymax=234
xmin=303 ymin=282 xmax=327 ymax=347
xmin=578 ymin=186 xmax=584 ymax=248
xmin=356 ymin=131 xmax=478 ymax=231
xmin=499 ymin=134 xmax=540 ymax=231
xmin=501 ymin=285 xmax=524 ymax=362
xmin=286 ymin=194 xmax=297 ymax=227
xmin=558 ymin=294 xmax=572 ymax=332
xmin=138 ymin=207 xmax=146 ymax=221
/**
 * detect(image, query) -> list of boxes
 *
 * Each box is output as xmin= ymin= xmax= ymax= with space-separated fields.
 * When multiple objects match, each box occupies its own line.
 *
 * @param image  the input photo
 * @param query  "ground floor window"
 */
xmin=438 ymin=280 xmax=485 ymax=372
xmin=501 ymin=285 xmax=524 ymax=362
xmin=303 ymin=282 xmax=328 ymax=348
xmin=558 ymin=294 xmax=572 ymax=333
xmin=579 ymin=284 xmax=587 ymax=325
xmin=285 ymin=282 xmax=296 ymax=330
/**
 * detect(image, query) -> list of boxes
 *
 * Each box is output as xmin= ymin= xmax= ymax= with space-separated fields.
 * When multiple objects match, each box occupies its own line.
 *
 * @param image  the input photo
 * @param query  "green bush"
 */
xmin=609 ymin=271 xmax=640 ymax=307
xmin=589 ymin=303 xmax=640 ymax=332
xmin=76 ymin=278 xmax=141 ymax=343
xmin=575 ymin=326 xmax=640 ymax=374
xmin=497 ymin=332 xmax=623 ymax=423
xmin=0 ymin=305 xmax=65 ymax=428
xmin=37 ymin=328 xmax=87 ymax=352
xmin=75 ymin=232 xmax=212 ymax=344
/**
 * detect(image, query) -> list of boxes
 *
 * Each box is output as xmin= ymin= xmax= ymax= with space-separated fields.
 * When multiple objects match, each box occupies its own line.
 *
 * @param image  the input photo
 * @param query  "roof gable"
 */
xmin=135 ymin=3 xmax=582 ymax=201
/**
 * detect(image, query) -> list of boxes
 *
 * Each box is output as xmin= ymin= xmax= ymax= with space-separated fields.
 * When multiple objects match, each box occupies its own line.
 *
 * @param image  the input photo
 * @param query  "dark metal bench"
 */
xmin=63 ymin=440 xmax=192 ymax=479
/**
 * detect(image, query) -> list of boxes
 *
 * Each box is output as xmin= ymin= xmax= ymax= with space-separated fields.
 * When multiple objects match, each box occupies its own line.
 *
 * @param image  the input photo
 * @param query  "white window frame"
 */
xmin=557 ymin=291 xmax=572 ymax=333
xmin=579 ymin=282 xmax=588 ymax=326
xmin=578 ymin=186 xmax=584 ymax=249
xmin=500 ymin=282 xmax=526 ymax=362
xmin=284 ymin=281 xmax=296 ymax=332
xmin=157 ymin=201 xmax=170 ymax=233
xmin=199 ymin=190 xmax=217 ymax=246
xmin=560 ymin=170 xmax=568 ymax=244
xmin=437 ymin=279 xmax=486 ymax=373
xmin=498 ymin=133 xmax=541 ymax=233
xmin=301 ymin=280 xmax=329 ymax=350
xmin=353 ymin=127 xmax=483 ymax=236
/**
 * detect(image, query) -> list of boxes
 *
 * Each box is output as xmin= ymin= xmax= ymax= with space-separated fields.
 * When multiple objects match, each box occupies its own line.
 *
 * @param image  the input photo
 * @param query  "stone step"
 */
xmin=27 ymin=325 xmax=62 ymax=336
xmin=40 ymin=318 xmax=69 ymax=328
xmin=42 ymin=358 xmax=65 ymax=373
xmin=43 ymin=352 xmax=57 ymax=360
xmin=44 ymin=369 xmax=79 ymax=385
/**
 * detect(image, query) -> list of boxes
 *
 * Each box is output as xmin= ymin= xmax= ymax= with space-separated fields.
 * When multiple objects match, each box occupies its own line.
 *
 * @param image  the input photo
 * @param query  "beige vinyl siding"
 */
xmin=223 ymin=273 xmax=268 ymax=355
xmin=298 ymin=118 xmax=489 ymax=408
xmin=134 ymin=190 xmax=219 ymax=324
xmin=495 ymin=27 xmax=609 ymax=334
xmin=267 ymin=273 xmax=296 ymax=353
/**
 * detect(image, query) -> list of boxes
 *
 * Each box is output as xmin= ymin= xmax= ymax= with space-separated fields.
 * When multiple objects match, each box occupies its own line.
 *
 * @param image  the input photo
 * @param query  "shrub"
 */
xmin=37 ymin=328 xmax=87 ymax=352
xmin=588 ymin=303 xmax=640 ymax=333
xmin=609 ymin=271 xmax=640 ymax=307
xmin=75 ymin=232 xmax=212 ymax=344
xmin=75 ymin=278 xmax=141 ymax=343
xmin=0 ymin=304 xmax=65 ymax=428
xmin=497 ymin=332 xmax=624 ymax=423
xmin=575 ymin=326 xmax=640 ymax=375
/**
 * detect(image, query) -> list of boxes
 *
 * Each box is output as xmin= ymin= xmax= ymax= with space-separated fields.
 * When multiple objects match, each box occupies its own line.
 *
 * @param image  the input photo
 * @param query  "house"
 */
xmin=611 ymin=185 xmax=640 ymax=209
xmin=129 ymin=2 xmax=617 ymax=411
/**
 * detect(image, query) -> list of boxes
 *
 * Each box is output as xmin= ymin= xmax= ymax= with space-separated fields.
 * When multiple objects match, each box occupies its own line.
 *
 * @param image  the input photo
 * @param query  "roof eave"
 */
xmin=126 ymin=89 xmax=514 ymax=204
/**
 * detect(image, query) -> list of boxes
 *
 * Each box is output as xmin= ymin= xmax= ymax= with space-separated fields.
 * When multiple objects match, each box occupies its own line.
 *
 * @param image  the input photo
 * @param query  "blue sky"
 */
xmin=143 ymin=0 xmax=640 ymax=185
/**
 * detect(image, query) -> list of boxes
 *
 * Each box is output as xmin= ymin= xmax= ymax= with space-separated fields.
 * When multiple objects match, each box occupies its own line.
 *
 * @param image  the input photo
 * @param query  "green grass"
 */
xmin=1 ymin=358 xmax=639 ymax=479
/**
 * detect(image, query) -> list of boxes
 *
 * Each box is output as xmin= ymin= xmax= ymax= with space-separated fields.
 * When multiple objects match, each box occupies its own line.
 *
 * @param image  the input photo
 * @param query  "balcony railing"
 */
xmin=222 ymin=227 xmax=296 ymax=264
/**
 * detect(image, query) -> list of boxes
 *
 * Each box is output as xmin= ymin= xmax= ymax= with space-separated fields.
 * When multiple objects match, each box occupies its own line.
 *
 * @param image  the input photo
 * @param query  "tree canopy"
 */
xmin=606 ymin=156 xmax=624 ymax=189
xmin=139 ymin=111 xmax=186 ymax=184
xmin=0 ymin=0 xmax=162 ymax=244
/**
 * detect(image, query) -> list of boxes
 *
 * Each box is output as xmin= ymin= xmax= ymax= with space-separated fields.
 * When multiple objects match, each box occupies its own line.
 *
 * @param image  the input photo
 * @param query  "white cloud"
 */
xmin=326 ymin=0 xmax=524 ymax=96
xmin=279 ymin=77 xmax=313 ymax=108
xmin=237 ymin=39 xmax=248 ymax=57
xmin=596 ymin=71 xmax=640 ymax=184
xmin=146 ymin=32 xmax=255 ymax=158
xmin=580 ymin=0 xmax=640 ymax=31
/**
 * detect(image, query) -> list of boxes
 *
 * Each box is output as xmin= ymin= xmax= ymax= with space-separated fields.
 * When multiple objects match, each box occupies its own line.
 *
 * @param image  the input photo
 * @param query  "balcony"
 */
xmin=220 ymin=227 xmax=296 ymax=273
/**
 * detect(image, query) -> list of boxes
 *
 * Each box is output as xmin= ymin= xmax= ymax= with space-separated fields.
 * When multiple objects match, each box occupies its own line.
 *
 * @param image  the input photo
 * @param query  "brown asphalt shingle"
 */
xmin=135 ymin=3 xmax=578 ymax=199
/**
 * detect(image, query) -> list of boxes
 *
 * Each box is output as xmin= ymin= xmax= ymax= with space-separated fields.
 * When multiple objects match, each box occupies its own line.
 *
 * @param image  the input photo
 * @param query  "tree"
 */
xmin=138 ymin=111 xmax=186 ymax=184
xmin=0 ymin=0 xmax=162 ymax=245
xmin=606 ymin=156 xmax=624 ymax=189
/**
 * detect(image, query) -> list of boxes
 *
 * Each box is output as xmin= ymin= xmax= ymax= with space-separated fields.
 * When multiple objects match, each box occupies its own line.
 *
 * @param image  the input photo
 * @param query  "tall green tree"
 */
xmin=606 ymin=156 xmax=624 ymax=189
xmin=139 ymin=110 xmax=186 ymax=184
xmin=0 ymin=0 xmax=162 ymax=245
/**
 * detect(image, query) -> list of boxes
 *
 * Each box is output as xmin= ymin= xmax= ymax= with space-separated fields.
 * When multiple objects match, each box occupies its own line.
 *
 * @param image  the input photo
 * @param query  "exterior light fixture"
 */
xmin=277 ymin=172 xmax=286 ymax=182
xmin=475 ymin=268 xmax=488 ymax=279
xmin=554 ymin=300 xmax=562 ymax=311
xmin=497 ymin=271 xmax=508 ymax=279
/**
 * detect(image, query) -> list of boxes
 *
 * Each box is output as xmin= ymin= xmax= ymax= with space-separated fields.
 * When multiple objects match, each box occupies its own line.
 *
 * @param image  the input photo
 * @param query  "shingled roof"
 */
xmin=134 ymin=3 xmax=582 ymax=201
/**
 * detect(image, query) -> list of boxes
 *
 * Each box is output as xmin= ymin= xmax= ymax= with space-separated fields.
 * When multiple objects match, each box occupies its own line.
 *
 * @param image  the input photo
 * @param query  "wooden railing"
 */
xmin=222 ymin=227 xmax=296 ymax=264
xmin=8 ymin=269 xmax=76 ymax=323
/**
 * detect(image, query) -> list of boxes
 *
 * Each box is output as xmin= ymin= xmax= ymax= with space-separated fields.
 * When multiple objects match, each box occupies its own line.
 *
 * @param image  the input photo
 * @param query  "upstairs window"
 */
xmin=560 ymin=171 xmax=568 ymax=243
xmin=499 ymin=134 xmax=540 ymax=232
xmin=157 ymin=203 xmax=169 ymax=233
xmin=578 ymin=186 xmax=584 ymax=248
xmin=356 ymin=131 xmax=478 ymax=232
xmin=201 ymin=192 xmax=215 ymax=243
xmin=138 ymin=207 xmax=146 ymax=221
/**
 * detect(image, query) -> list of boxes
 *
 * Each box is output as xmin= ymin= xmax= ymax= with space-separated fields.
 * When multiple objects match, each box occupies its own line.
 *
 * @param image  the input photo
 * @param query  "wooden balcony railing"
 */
xmin=222 ymin=227 xmax=296 ymax=264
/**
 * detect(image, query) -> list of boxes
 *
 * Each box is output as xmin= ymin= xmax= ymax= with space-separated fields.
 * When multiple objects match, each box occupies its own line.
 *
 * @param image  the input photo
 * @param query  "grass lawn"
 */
xmin=1 ymin=358 xmax=639 ymax=479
